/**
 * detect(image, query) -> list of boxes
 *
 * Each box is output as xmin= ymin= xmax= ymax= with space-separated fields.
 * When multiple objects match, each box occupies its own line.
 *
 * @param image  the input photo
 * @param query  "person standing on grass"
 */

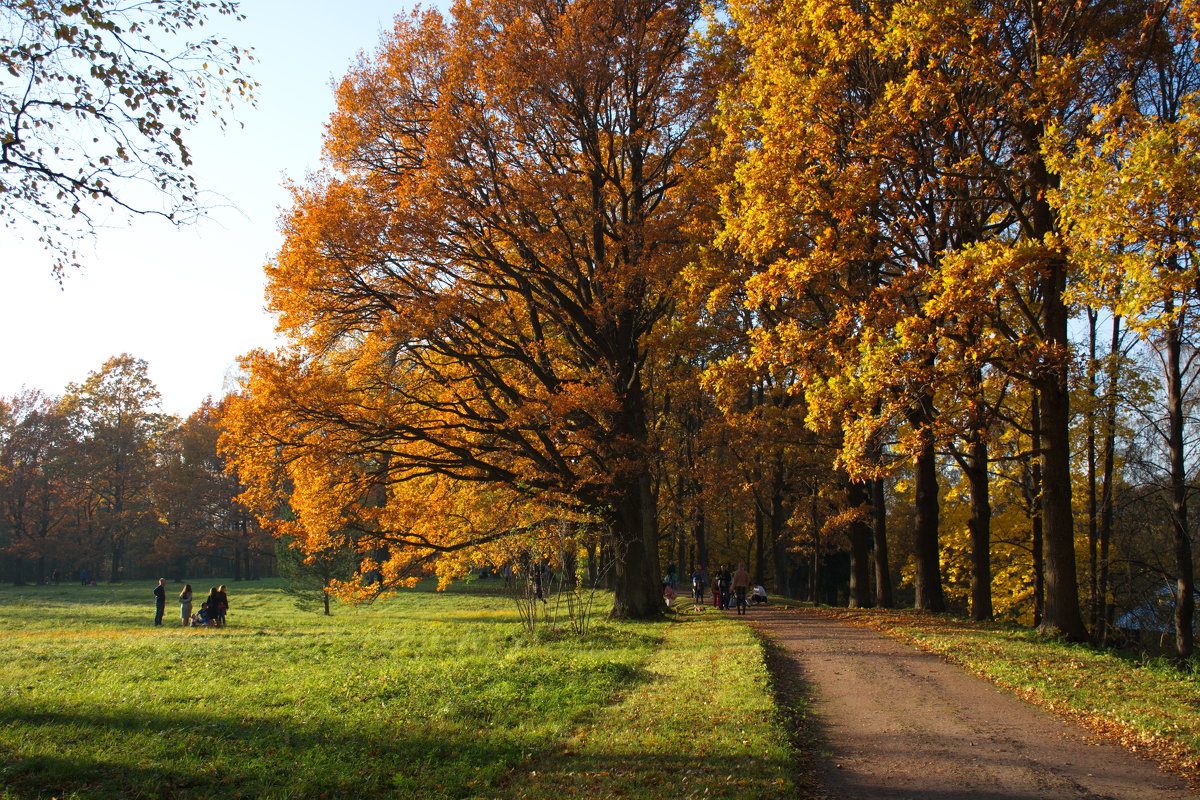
xmin=214 ymin=585 xmax=229 ymax=627
xmin=179 ymin=584 xmax=193 ymax=627
xmin=205 ymin=586 xmax=220 ymax=626
xmin=731 ymin=563 xmax=751 ymax=615
xmin=691 ymin=566 xmax=706 ymax=609
xmin=153 ymin=578 xmax=167 ymax=626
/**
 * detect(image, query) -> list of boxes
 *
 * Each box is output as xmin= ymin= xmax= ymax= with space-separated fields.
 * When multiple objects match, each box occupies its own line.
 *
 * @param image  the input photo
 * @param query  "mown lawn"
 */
xmin=0 ymin=579 xmax=800 ymax=800
xmin=831 ymin=607 xmax=1200 ymax=780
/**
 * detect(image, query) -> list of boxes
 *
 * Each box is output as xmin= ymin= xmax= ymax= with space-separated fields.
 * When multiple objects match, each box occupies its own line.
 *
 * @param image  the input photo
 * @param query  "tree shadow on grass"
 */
xmin=493 ymin=750 xmax=797 ymax=800
xmin=0 ymin=704 xmax=527 ymax=800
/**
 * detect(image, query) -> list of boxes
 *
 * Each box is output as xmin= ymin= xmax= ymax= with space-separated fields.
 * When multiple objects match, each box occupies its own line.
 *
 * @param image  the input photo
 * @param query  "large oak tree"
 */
xmin=224 ymin=0 xmax=713 ymax=618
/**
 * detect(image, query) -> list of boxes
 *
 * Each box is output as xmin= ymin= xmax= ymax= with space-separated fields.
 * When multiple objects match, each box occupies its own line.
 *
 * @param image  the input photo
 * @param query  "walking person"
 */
xmin=179 ymin=584 xmax=193 ymax=627
xmin=731 ymin=563 xmax=751 ymax=615
xmin=691 ymin=566 xmax=706 ymax=610
xmin=153 ymin=578 xmax=167 ymax=626
xmin=705 ymin=566 xmax=724 ymax=609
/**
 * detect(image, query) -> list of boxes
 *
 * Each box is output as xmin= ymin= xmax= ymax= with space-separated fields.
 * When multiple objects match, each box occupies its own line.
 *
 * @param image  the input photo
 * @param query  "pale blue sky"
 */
xmin=0 ymin=0 xmax=445 ymax=417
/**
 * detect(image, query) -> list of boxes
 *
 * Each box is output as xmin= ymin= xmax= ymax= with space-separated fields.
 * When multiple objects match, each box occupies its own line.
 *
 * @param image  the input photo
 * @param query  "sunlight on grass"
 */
xmin=0 ymin=580 xmax=799 ymax=800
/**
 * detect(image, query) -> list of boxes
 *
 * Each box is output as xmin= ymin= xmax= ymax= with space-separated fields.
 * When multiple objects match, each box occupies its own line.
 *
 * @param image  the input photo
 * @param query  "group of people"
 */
xmin=155 ymin=579 xmax=229 ymax=627
xmin=665 ymin=564 xmax=769 ymax=614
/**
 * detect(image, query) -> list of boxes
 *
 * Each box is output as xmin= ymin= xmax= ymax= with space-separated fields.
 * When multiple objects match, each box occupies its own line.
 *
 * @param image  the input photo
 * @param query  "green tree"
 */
xmin=275 ymin=536 xmax=359 ymax=615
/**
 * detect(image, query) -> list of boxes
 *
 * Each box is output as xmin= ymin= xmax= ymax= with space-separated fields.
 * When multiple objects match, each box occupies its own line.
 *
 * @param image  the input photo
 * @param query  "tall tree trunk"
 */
xmin=754 ymin=504 xmax=767 ymax=584
xmin=871 ymin=476 xmax=894 ymax=607
xmin=587 ymin=542 xmax=599 ymax=587
xmin=1096 ymin=315 xmax=1121 ymax=647
xmin=909 ymin=392 xmax=945 ymax=611
xmin=1031 ymin=389 xmax=1045 ymax=628
xmin=809 ymin=546 xmax=821 ymax=604
xmin=1086 ymin=309 xmax=1100 ymax=634
xmin=1030 ymin=141 xmax=1087 ymax=641
xmin=967 ymin=433 xmax=993 ymax=621
xmin=770 ymin=489 xmax=791 ymax=597
xmin=694 ymin=515 xmax=708 ymax=576
xmin=676 ymin=525 xmax=686 ymax=586
xmin=1164 ymin=291 xmax=1194 ymax=659
xmin=847 ymin=480 xmax=873 ymax=608
xmin=109 ymin=540 xmax=123 ymax=583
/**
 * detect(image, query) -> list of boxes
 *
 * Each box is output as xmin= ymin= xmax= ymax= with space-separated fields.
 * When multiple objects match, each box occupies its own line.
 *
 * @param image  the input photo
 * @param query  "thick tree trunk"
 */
xmin=771 ymin=490 xmax=792 ymax=598
xmin=847 ymin=480 xmax=873 ymax=608
xmin=608 ymin=470 xmax=661 ymax=619
xmin=909 ymin=395 xmax=945 ymax=612
xmin=1036 ymin=267 xmax=1087 ymax=641
xmin=870 ymin=477 xmax=894 ymax=607
xmin=967 ymin=434 xmax=993 ymax=621
xmin=1026 ymin=137 xmax=1087 ymax=641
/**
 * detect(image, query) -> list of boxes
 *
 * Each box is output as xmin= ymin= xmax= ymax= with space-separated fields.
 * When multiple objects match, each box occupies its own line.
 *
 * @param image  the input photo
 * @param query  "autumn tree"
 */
xmin=224 ymin=0 xmax=714 ymax=618
xmin=0 ymin=389 xmax=70 ymax=583
xmin=0 ymin=0 xmax=254 ymax=273
xmin=63 ymin=354 xmax=166 ymax=582
xmin=1050 ymin=6 xmax=1200 ymax=656
xmin=714 ymin=0 xmax=1159 ymax=637
xmin=155 ymin=399 xmax=271 ymax=579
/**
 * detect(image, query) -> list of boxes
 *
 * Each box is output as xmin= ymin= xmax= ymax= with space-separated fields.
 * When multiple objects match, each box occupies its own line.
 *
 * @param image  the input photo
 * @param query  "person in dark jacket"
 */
xmin=213 ymin=585 xmax=229 ymax=627
xmin=153 ymin=578 xmax=166 ymax=626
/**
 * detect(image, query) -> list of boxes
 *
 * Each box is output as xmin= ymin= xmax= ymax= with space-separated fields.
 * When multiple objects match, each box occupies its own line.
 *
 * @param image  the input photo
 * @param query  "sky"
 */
xmin=0 ymin=0 xmax=445 ymax=418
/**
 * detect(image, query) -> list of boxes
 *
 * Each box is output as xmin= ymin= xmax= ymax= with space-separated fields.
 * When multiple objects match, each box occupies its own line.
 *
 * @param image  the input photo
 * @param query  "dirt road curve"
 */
xmin=749 ymin=608 xmax=1197 ymax=800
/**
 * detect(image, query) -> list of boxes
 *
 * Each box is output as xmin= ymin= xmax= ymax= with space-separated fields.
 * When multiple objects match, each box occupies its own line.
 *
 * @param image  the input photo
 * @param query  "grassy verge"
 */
xmin=827 ymin=607 xmax=1200 ymax=780
xmin=0 ymin=580 xmax=801 ymax=800
xmin=493 ymin=609 xmax=799 ymax=800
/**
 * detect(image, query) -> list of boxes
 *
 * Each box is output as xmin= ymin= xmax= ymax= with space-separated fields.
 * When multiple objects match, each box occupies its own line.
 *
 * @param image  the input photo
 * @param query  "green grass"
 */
xmin=497 ymin=608 xmax=799 ymax=799
xmin=0 ymin=579 xmax=800 ymax=800
xmin=832 ymin=607 xmax=1200 ymax=778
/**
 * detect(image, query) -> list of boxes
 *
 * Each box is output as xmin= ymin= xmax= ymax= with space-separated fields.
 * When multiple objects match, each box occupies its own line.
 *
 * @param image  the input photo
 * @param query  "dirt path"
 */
xmin=748 ymin=608 xmax=1197 ymax=800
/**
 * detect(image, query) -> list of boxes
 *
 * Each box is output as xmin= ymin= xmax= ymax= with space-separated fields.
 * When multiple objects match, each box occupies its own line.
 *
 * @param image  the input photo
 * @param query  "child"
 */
xmin=193 ymin=602 xmax=213 ymax=627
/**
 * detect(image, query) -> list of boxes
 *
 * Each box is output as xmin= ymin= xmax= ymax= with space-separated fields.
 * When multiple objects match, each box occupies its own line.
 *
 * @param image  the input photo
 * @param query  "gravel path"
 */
xmin=748 ymin=608 xmax=1197 ymax=800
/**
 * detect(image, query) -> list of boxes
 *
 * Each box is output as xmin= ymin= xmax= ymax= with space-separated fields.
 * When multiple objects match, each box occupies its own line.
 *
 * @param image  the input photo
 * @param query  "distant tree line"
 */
xmin=0 ymin=355 xmax=273 ymax=585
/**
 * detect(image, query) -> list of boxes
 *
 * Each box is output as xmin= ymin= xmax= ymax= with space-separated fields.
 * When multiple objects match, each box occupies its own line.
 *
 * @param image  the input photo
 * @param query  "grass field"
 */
xmin=0 ymin=579 xmax=799 ymax=800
